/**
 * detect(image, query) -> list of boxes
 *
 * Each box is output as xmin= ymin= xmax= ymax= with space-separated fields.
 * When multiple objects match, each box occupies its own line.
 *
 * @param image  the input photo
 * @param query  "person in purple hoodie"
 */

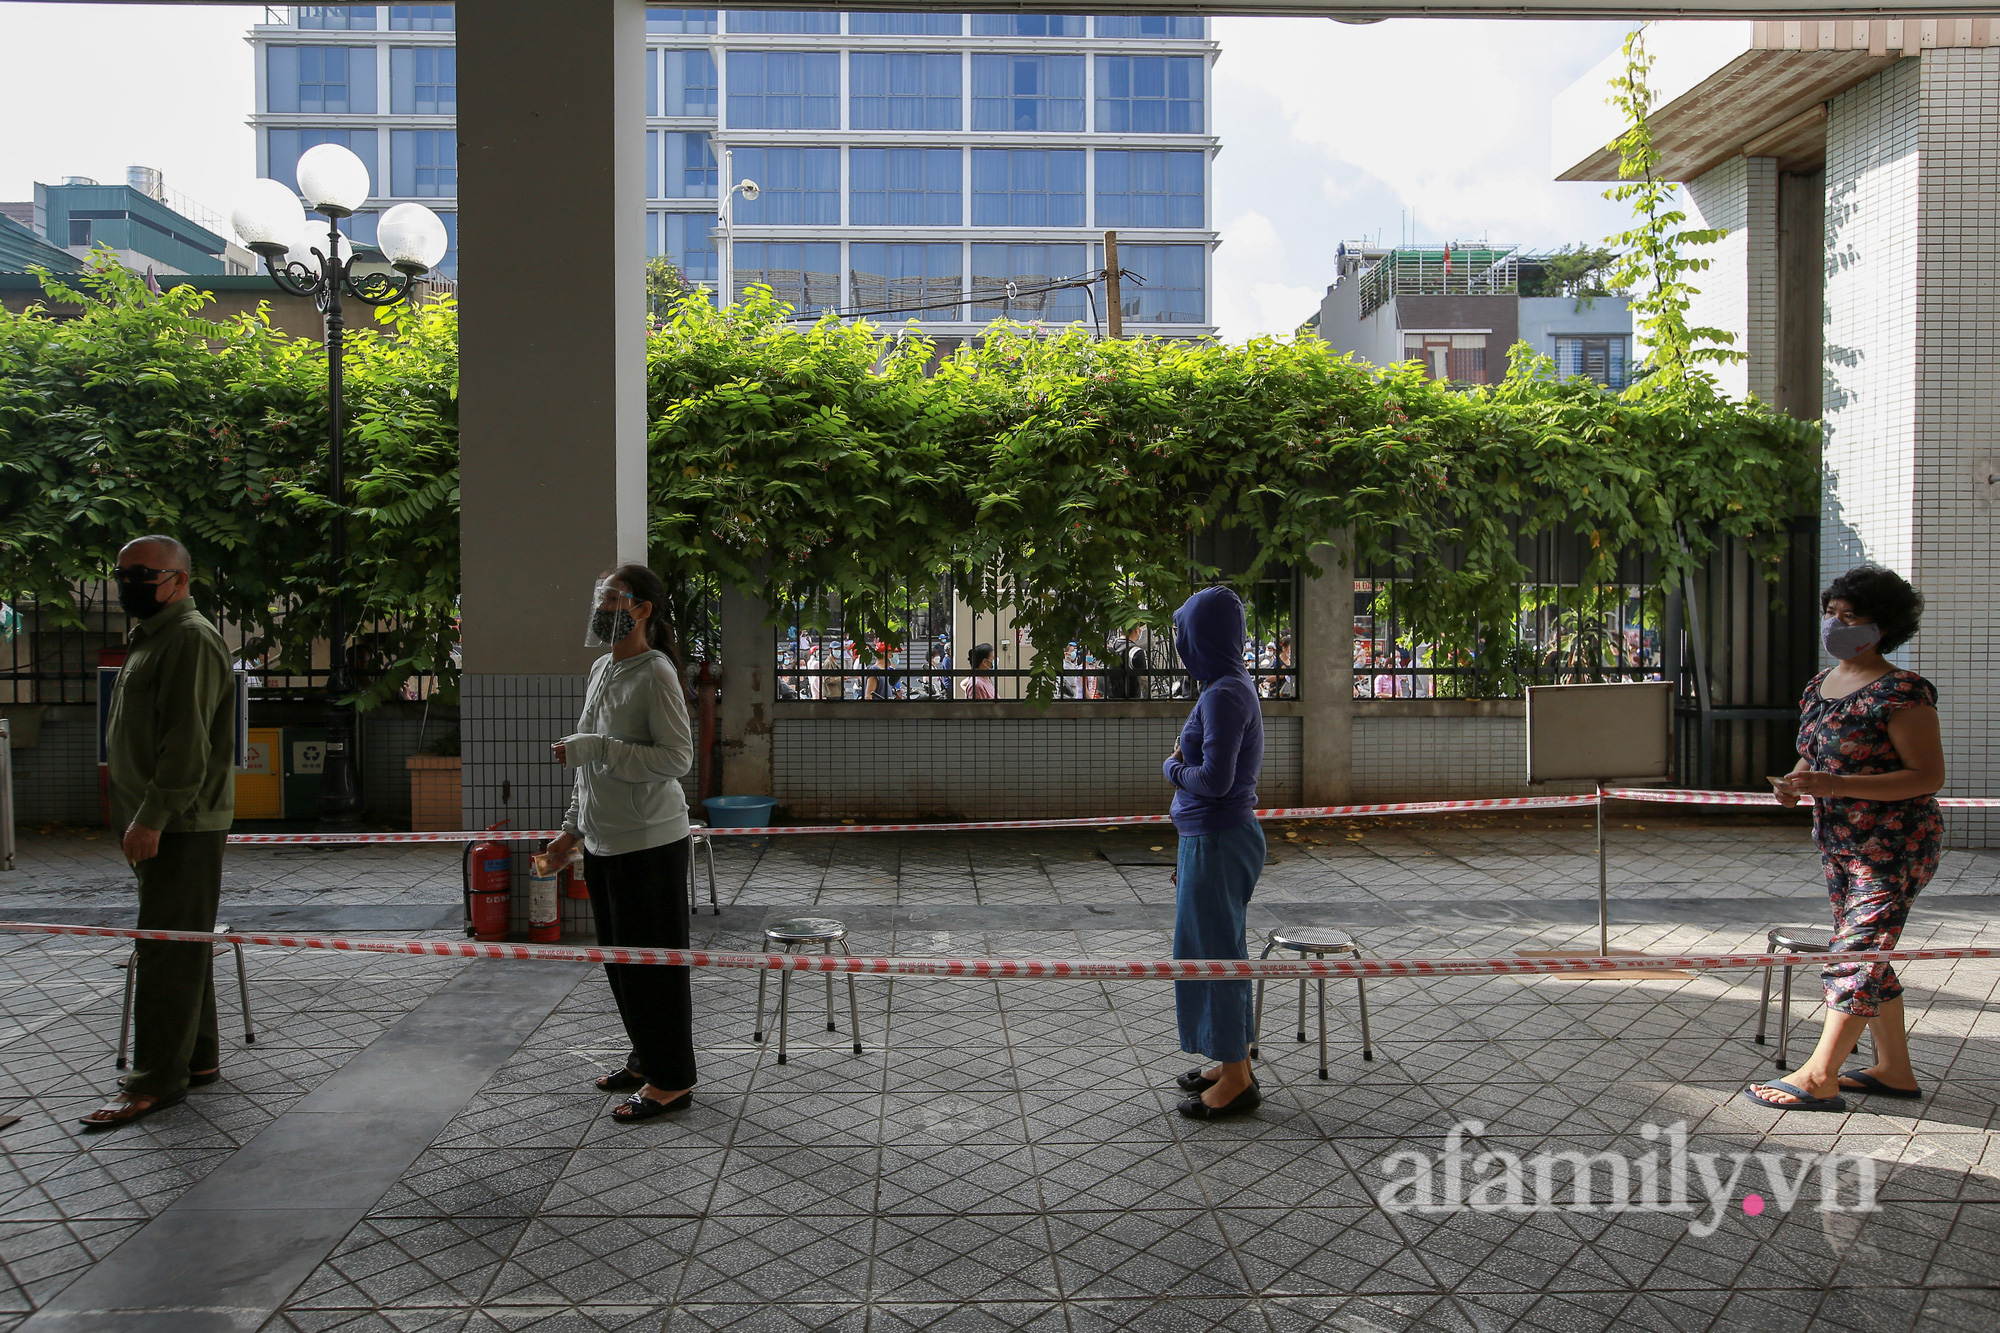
xmin=1162 ymin=585 xmax=1266 ymax=1119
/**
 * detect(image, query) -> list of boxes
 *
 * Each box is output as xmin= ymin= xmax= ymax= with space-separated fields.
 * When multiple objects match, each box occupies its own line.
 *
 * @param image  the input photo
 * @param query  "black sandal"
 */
xmin=1175 ymin=1067 xmax=1219 ymax=1094
xmin=595 ymin=1067 xmax=645 ymax=1093
xmin=1176 ymin=1081 xmax=1262 ymax=1120
xmin=612 ymin=1089 xmax=692 ymax=1121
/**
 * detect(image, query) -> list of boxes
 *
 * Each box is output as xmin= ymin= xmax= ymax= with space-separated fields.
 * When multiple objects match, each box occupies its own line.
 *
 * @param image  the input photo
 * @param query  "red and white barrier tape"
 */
xmin=3 ymin=920 xmax=1994 ymax=980
xmin=1609 ymin=786 xmax=1999 ymax=810
xmin=222 ymin=794 xmax=1604 ymax=845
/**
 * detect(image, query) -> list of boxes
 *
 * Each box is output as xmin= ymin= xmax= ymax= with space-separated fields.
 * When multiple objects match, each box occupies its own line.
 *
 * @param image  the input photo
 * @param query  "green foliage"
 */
xmin=645 ymin=256 xmax=689 ymax=323
xmin=1603 ymin=27 xmax=1745 ymax=392
xmin=1518 ymin=245 xmax=1624 ymax=302
xmin=0 ymin=263 xmax=1817 ymax=707
xmin=648 ymin=292 xmax=1817 ymax=698
xmin=0 ymin=259 xmax=461 ymax=707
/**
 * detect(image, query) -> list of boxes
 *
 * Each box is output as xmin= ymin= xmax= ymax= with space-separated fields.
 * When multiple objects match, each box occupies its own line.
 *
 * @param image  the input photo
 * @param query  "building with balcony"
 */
xmin=247 ymin=6 xmax=1222 ymax=333
xmin=1309 ymin=242 xmax=1634 ymax=388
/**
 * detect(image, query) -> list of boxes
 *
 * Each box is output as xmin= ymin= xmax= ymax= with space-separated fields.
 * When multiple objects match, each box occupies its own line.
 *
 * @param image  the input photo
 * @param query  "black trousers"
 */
xmin=584 ymin=837 xmax=696 ymax=1090
xmin=128 ymin=830 xmax=226 ymax=1099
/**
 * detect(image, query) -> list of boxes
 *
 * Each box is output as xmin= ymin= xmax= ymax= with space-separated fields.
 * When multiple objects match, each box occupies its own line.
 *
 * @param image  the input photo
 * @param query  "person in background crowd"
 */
xmin=81 ymin=536 xmax=236 ymax=1130
xmin=544 ymin=564 xmax=699 ymax=1122
xmin=1104 ymin=623 xmax=1147 ymax=700
xmin=1750 ymin=565 xmax=1945 ymax=1112
xmin=1062 ymin=642 xmax=1084 ymax=699
xmin=964 ymin=643 xmax=996 ymax=699
xmin=1162 ymin=586 xmax=1267 ymax=1120
xmin=1260 ymin=632 xmax=1295 ymax=699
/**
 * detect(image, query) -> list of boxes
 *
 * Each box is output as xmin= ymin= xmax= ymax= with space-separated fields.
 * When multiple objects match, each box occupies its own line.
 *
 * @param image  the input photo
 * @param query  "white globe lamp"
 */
xmin=376 ymin=203 xmax=449 ymax=276
xmin=295 ymin=142 xmax=372 ymax=218
xmin=231 ymin=178 xmax=308 ymax=260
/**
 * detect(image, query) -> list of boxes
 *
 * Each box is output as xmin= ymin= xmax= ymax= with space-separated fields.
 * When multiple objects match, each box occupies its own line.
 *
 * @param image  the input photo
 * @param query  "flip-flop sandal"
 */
xmin=78 ymin=1092 xmax=186 ymax=1131
xmin=595 ymin=1067 xmax=645 ymax=1093
xmin=1839 ymin=1069 xmax=1923 ymax=1100
xmin=612 ymin=1090 xmax=692 ymax=1121
xmin=1741 ymin=1079 xmax=1847 ymax=1113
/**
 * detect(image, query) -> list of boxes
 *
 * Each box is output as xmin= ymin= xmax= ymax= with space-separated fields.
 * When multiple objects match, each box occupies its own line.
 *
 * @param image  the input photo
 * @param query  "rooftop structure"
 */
xmin=3 ymin=169 xmax=250 ymax=277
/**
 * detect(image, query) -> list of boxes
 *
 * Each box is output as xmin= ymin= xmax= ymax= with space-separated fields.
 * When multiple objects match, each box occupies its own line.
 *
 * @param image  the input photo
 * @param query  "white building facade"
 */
xmin=248 ymin=6 xmax=1221 ymax=335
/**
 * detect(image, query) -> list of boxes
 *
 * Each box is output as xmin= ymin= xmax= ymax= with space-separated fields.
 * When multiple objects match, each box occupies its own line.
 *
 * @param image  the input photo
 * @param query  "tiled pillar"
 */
xmin=1299 ymin=539 xmax=1354 ymax=806
xmin=1914 ymin=48 xmax=2000 ymax=846
xmin=1824 ymin=52 xmax=2000 ymax=846
xmin=456 ymin=0 xmax=651 ymax=922
xmin=1679 ymin=154 xmax=1781 ymax=402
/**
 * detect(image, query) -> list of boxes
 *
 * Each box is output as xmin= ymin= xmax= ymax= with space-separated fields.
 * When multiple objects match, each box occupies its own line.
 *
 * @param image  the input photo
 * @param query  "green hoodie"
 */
xmin=106 ymin=598 xmax=236 ymax=832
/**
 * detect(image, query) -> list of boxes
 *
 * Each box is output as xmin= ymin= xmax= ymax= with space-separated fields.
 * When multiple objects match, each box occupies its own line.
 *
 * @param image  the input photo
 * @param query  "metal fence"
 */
xmin=0 ymin=586 xmax=447 ymax=706
xmin=774 ymin=570 xmax=1299 ymax=702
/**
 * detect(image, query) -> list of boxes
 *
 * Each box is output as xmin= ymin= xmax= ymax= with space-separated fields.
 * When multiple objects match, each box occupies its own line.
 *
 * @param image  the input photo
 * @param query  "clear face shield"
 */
xmin=584 ymin=580 xmax=640 ymax=647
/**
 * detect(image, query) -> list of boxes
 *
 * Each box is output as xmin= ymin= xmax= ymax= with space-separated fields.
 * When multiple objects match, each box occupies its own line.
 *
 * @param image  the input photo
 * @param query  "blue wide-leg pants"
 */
xmin=1173 ymin=820 xmax=1266 ymax=1063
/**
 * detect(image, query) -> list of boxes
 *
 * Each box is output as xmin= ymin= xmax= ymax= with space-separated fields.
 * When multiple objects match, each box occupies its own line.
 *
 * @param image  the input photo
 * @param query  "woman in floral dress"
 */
xmin=1746 ymin=566 xmax=1945 ymax=1112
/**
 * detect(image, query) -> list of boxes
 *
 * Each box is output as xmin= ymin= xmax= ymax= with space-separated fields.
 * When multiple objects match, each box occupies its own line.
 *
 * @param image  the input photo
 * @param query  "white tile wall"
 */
xmin=772 ymin=716 xmax=1304 ymax=820
xmin=1823 ymin=58 xmax=1922 ymax=578
xmin=1914 ymin=48 xmax=2000 ymax=845
xmin=462 ymin=672 xmax=590 ymax=931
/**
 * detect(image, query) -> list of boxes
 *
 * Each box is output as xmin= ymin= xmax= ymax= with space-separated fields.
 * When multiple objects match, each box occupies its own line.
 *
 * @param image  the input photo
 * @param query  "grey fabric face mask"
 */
xmin=1822 ymin=617 xmax=1882 ymax=660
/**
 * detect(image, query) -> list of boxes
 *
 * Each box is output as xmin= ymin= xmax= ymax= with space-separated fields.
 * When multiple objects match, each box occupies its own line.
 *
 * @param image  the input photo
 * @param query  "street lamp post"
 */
xmin=230 ymin=145 xmax=448 ymax=831
xmin=714 ymin=147 xmax=759 ymax=306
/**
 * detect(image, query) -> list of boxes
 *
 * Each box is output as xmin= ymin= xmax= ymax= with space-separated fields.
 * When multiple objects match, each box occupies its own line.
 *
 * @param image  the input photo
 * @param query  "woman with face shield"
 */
xmin=542 ymin=565 xmax=700 ymax=1120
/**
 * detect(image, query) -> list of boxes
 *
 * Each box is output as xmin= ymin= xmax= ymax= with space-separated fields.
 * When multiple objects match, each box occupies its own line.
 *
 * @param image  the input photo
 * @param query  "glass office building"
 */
xmin=250 ymin=7 xmax=1218 ymax=332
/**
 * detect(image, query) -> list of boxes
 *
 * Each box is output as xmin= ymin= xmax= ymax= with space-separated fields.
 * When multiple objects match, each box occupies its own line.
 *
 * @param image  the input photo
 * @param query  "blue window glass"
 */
xmin=849 ymin=53 xmax=960 ymax=131
xmin=969 ymin=149 xmax=1083 ymax=226
xmin=971 ymin=242 xmax=1089 ymax=322
xmin=729 ymin=147 xmax=840 ymax=225
xmin=268 ymin=46 xmax=377 ymax=114
xmin=850 ymin=242 xmax=961 ymax=322
xmin=850 ymin=14 xmax=961 ymax=35
xmin=969 ymin=15 xmax=1084 ymax=37
xmin=726 ymin=10 xmax=839 ymax=34
xmin=295 ymin=6 xmax=376 ymax=30
xmin=1093 ymin=16 xmax=1205 ymax=38
xmin=345 ymin=210 xmax=379 ymax=248
xmin=726 ymin=51 xmax=839 ymax=130
xmin=390 ymin=128 xmax=456 ymax=197
xmin=431 ymin=210 xmax=457 ymax=278
xmin=658 ymin=48 xmax=717 ymax=116
xmin=390 ymin=46 xmax=456 ymax=114
xmin=850 ymin=148 xmax=961 ymax=227
xmin=1094 ymin=55 xmax=1203 ymax=133
xmin=1094 ymin=150 xmax=1203 ymax=228
xmin=970 ymin=54 xmax=1084 ymax=133
xmin=1098 ymin=242 xmax=1203 ymax=323
xmin=731 ymin=240 xmax=840 ymax=313
xmin=646 ymin=8 xmax=716 ymax=32
xmin=654 ymin=211 xmax=719 ymax=288
xmin=388 ymin=5 xmax=452 ymax=30
xmin=269 ymin=127 xmax=379 ymax=197
xmin=650 ymin=130 xmax=717 ymax=199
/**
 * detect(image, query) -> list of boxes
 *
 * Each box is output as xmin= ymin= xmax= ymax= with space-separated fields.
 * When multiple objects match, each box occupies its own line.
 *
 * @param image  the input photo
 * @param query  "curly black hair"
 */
xmin=1821 ymin=565 xmax=1924 ymax=655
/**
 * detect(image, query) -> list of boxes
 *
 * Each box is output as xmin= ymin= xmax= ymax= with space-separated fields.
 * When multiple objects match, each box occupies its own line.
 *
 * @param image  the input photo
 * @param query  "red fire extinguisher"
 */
xmin=464 ymin=820 xmax=513 ymax=941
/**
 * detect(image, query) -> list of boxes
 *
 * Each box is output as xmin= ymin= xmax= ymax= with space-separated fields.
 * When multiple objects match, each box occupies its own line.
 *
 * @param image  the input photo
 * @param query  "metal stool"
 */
xmin=754 ymin=917 xmax=860 ymax=1064
xmin=688 ymin=823 xmax=719 ymax=915
xmin=1755 ymin=926 xmax=1830 ymax=1067
xmin=1250 ymin=926 xmax=1372 ymax=1078
xmin=117 ymin=923 xmax=254 ymax=1070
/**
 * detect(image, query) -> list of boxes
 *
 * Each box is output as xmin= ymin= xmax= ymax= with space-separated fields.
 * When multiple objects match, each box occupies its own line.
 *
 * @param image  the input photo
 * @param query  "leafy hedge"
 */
xmin=0 ymin=263 xmax=1818 ymax=705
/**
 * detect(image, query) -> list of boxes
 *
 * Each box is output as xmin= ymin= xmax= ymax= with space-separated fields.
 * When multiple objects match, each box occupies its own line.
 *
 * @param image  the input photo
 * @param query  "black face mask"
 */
xmin=590 ymin=607 xmax=637 ymax=645
xmin=117 ymin=578 xmax=171 ymax=620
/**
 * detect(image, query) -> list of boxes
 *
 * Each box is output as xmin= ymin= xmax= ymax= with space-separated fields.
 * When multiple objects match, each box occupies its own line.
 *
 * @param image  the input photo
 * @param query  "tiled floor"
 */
xmin=1 ymin=816 xmax=1997 ymax=1331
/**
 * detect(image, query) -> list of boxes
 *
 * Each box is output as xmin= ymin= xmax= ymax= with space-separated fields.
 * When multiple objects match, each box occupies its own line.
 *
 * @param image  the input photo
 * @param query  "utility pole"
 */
xmin=1103 ymin=230 xmax=1123 ymax=339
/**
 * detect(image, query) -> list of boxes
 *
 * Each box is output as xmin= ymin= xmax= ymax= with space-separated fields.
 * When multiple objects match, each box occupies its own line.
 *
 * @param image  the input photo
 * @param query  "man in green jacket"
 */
xmin=80 ymin=536 xmax=236 ymax=1130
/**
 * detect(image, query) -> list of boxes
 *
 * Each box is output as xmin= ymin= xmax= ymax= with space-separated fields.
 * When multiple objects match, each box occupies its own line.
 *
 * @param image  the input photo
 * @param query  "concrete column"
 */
xmin=454 ymin=0 xmax=648 ymax=914
xmin=1298 ymin=539 xmax=1354 ymax=806
xmin=718 ymin=583 xmax=774 ymax=797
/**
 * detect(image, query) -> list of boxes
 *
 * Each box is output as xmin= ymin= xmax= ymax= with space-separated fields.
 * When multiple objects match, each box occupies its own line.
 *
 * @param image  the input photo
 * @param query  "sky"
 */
xmin=0 ymin=7 xmax=1638 ymax=344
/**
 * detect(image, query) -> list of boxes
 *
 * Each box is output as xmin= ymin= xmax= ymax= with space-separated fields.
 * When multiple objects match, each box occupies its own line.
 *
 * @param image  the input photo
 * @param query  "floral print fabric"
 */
xmin=1797 ymin=668 xmax=1943 ymax=1016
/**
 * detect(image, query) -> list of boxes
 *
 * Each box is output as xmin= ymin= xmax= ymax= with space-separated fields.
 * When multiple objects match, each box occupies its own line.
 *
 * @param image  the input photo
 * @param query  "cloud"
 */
xmin=1209 ymin=18 xmax=1638 ymax=341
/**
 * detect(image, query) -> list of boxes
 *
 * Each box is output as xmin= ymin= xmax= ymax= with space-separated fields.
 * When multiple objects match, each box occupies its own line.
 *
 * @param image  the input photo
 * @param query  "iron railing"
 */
xmin=1356 ymin=245 xmax=1520 ymax=320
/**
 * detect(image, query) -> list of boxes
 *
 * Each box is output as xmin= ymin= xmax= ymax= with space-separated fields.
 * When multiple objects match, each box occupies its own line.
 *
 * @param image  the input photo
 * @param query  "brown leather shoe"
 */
xmin=78 ymin=1091 xmax=185 ymax=1131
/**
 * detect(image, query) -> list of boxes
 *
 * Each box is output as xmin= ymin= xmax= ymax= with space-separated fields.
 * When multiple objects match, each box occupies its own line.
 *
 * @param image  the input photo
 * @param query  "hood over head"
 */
xmin=1173 ymin=585 xmax=1249 ymax=683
